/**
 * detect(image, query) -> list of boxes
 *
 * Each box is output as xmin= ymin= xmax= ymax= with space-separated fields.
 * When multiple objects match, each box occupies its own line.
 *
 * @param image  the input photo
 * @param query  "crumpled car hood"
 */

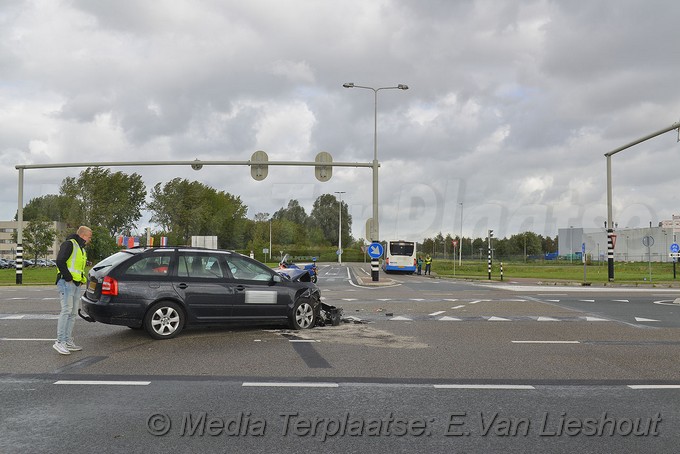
xmin=276 ymin=268 xmax=312 ymax=282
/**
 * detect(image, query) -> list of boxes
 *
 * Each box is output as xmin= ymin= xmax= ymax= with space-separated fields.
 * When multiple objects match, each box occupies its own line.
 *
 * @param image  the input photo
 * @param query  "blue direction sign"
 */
xmin=670 ymin=243 xmax=680 ymax=253
xmin=367 ymin=242 xmax=384 ymax=259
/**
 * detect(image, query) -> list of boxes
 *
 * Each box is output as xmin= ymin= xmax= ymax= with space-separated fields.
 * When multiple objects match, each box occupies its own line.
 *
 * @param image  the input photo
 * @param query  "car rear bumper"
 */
xmin=80 ymin=296 xmax=144 ymax=328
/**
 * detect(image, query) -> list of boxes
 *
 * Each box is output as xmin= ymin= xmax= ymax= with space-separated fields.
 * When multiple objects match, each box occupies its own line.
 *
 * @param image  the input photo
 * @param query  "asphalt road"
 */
xmin=1 ymin=264 xmax=679 ymax=453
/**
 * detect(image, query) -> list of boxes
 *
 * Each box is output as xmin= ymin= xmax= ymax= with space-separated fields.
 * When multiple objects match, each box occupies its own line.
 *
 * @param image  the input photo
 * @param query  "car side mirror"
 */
xmin=271 ymin=274 xmax=282 ymax=285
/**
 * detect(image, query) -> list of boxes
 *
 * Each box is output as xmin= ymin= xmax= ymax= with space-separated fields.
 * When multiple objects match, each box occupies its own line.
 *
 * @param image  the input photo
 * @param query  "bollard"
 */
xmin=500 ymin=262 xmax=503 ymax=281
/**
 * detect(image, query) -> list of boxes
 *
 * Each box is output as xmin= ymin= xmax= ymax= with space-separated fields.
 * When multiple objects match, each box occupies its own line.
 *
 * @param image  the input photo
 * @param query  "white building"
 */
xmin=0 ymin=220 xmax=67 ymax=260
xmin=559 ymin=217 xmax=679 ymax=263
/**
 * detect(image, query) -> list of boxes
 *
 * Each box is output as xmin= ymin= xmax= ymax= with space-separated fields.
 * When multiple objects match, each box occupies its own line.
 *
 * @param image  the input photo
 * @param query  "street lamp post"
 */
xmin=334 ymin=191 xmax=345 ymax=264
xmin=459 ymin=202 xmax=463 ymax=266
xmin=343 ymin=82 xmax=409 ymax=281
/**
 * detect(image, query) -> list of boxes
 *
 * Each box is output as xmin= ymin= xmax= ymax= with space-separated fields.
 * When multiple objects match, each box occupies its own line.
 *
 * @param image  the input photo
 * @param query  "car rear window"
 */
xmin=91 ymin=251 xmax=137 ymax=271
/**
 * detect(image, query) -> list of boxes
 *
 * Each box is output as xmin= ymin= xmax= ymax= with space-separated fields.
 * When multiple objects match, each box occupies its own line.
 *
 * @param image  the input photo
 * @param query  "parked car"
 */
xmin=79 ymin=247 xmax=322 ymax=339
xmin=0 ymin=258 xmax=8 ymax=269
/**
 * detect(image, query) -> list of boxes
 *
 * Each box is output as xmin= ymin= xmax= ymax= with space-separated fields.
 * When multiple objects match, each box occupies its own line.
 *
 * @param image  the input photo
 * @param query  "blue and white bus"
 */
xmin=383 ymin=240 xmax=417 ymax=274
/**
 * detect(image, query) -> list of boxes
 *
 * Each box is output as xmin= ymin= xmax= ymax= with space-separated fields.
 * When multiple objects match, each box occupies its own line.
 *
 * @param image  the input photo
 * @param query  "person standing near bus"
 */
xmin=417 ymin=256 xmax=423 ymax=275
xmin=424 ymin=254 xmax=432 ymax=275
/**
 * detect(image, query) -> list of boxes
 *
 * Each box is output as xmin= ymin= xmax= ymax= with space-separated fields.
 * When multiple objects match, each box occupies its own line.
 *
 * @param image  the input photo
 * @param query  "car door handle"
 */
xmin=235 ymin=285 xmax=245 ymax=292
xmin=178 ymin=283 xmax=188 ymax=289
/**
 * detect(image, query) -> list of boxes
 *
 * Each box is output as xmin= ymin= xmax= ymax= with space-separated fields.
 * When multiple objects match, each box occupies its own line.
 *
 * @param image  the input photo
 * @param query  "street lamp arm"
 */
xmin=605 ymin=121 xmax=680 ymax=157
xmin=343 ymin=83 xmax=409 ymax=92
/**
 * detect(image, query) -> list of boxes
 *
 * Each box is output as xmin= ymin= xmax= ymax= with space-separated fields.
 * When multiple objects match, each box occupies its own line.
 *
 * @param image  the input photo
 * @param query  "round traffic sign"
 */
xmin=671 ymin=243 xmax=680 ymax=253
xmin=367 ymin=242 xmax=384 ymax=259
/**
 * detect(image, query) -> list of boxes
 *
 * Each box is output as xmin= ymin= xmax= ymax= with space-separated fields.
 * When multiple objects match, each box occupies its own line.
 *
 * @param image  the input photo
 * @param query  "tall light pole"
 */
xmin=605 ymin=121 xmax=680 ymax=281
xmin=343 ymin=82 xmax=409 ymax=281
xmin=334 ymin=191 xmax=345 ymax=264
xmin=459 ymin=202 xmax=463 ymax=266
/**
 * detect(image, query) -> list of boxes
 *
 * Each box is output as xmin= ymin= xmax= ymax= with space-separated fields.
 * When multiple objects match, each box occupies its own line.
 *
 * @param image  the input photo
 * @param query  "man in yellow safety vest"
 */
xmin=53 ymin=226 xmax=92 ymax=355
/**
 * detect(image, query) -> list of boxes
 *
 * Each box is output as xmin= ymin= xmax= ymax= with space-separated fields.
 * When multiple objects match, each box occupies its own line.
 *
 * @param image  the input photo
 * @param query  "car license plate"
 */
xmin=88 ymin=281 xmax=97 ymax=292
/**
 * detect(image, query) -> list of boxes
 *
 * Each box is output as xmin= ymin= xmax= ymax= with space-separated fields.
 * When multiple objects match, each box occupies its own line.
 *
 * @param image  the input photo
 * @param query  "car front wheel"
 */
xmin=144 ymin=301 xmax=185 ymax=339
xmin=290 ymin=299 xmax=316 ymax=330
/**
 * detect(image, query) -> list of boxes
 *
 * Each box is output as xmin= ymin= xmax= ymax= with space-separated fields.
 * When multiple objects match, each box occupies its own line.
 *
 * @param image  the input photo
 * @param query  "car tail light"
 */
xmin=101 ymin=276 xmax=118 ymax=296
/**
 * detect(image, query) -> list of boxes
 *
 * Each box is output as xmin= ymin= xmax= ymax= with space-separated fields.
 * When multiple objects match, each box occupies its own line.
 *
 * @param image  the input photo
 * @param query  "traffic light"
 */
xmin=488 ymin=229 xmax=494 ymax=239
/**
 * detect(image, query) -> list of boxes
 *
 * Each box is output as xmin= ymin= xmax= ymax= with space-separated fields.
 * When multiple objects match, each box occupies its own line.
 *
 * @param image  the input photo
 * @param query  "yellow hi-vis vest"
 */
xmin=66 ymin=239 xmax=87 ymax=283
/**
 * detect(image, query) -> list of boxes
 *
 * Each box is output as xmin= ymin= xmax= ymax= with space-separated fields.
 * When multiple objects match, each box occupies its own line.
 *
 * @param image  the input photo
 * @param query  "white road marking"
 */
xmin=434 ymin=384 xmax=535 ymax=390
xmin=54 ymin=381 xmax=150 ymax=386
xmin=429 ymin=311 xmax=446 ymax=316
xmin=628 ymin=385 xmax=680 ymax=389
xmin=634 ymin=317 xmax=659 ymax=322
xmin=512 ymin=340 xmax=580 ymax=344
xmin=1 ymin=338 xmax=55 ymax=341
xmin=243 ymin=382 xmax=339 ymax=388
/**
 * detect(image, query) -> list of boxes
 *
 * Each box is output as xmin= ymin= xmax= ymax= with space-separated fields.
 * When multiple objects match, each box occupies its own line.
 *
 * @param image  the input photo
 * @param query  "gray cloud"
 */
xmin=1 ymin=0 xmax=679 ymax=241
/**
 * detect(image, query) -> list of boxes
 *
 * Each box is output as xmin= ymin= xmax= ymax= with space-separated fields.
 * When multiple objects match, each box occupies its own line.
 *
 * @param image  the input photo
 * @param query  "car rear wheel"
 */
xmin=144 ymin=301 xmax=185 ymax=339
xmin=290 ymin=299 xmax=316 ymax=330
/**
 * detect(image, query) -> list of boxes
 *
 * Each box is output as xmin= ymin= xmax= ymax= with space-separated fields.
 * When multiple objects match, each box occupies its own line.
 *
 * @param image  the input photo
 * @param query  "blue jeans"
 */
xmin=56 ymin=279 xmax=81 ymax=343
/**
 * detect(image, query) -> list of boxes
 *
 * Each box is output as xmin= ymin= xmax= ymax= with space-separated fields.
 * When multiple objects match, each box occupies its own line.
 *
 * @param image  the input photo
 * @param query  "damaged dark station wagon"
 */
xmin=80 ymin=247 xmax=322 ymax=339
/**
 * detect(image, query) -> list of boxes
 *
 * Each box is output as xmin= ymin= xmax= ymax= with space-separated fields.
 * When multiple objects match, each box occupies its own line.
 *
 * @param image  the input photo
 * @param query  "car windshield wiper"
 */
xmin=92 ymin=264 xmax=113 ymax=271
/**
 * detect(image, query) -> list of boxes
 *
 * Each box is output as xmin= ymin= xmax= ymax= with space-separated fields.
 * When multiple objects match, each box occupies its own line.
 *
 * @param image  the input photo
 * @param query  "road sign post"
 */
xmin=670 ymin=244 xmax=679 ymax=279
xmin=367 ymin=242 xmax=384 ymax=282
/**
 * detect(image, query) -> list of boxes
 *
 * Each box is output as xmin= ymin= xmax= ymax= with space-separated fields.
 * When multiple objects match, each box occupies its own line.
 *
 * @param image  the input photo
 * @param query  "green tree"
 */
xmin=19 ymin=195 xmax=71 ymax=222
xmin=22 ymin=220 xmax=56 ymax=261
xmin=87 ymin=225 xmax=119 ymax=263
xmin=273 ymin=200 xmax=309 ymax=225
xmin=59 ymin=167 xmax=146 ymax=235
xmin=309 ymin=194 xmax=352 ymax=246
xmin=148 ymin=178 xmax=248 ymax=247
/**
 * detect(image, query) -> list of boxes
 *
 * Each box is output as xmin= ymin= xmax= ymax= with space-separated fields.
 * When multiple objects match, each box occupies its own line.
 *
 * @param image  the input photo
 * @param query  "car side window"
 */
xmin=122 ymin=255 xmax=172 ymax=277
xmin=178 ymin=254 xmax=225 ymax=279
xmin=225 ymin=255 xmax=273 ymax=281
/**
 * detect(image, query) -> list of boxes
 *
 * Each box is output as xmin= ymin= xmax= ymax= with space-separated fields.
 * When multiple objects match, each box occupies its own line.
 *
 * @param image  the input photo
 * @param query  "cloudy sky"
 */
xmin=2 ymin=0 xmax=679 ymax=243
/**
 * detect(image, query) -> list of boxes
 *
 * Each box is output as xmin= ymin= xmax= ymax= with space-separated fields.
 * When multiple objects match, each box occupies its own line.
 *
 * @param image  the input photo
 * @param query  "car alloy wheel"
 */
xmin=291 ymin=300 xmax=315 ymax=330
xmin=144 ymin=301 xmax=185 ymax=339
